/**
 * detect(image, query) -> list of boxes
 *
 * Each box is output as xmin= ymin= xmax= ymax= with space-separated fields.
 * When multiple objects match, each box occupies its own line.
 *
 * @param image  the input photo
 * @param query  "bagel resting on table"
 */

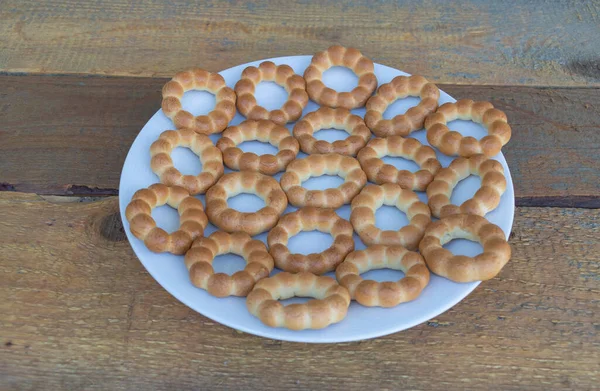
xmin=161 ymin=68 xmax=236 ymax=134
xmin=235 ymin=61 xmax=309 ymax=125
xmin=304 ymin=45 xmax=377 ymax=109
xmin=419 ymin=213 xmax=511 ymax=283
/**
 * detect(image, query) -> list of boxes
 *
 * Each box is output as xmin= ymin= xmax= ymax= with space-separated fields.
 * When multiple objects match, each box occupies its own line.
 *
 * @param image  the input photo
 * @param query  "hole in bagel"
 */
xmin=375 ymin=205 xmax=409 ymax=231
xmin=380 ymin=156 xmax=420 ymax=173
xmin=279 ymin=296 xmax=311 ymax=306
xmin=313 ymin=128 xmax=350 ymax=142
xmin=450 ymin=175 xmax=481 ymax=206
xmin=287 ymin=230 xmax=334 ymax=255
xmin=180 ymin=90 xmax=216 ymax=116
xmin=227 ymin=193 xmax=266 ymax=213
xmin=151 ymin=205 xmax=180 ymax=234
xmin=447 ymin=119 xmax=487 ymax=140
xmin=360 ymin=269 xmax=406 ymax=282
xmin=212 ymin=253 xmax=247 ymax=275
xmin=171 ymin=147 xmax=203 ymax=176
xmin=383 ymin=96 xmax=422 ymax=119
xmin=443 ymin=238 xmax=483 ymax=257
xmin=238 ymin=140 xmax=279 ymax=156
xmin=255 ymin=81 xmax=288 ymax=111
xmin=302 ymin=175 xmax=345 ymax=191
xmin=323 ymin=66 xmax=359 ymax=92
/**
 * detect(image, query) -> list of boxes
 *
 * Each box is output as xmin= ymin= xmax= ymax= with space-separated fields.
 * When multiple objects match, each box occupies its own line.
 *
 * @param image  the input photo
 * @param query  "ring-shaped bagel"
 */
xmin=336 ymin=245 xmax=430 ymax=307
xmin=185 ymin=231 xmax=274 ymax=297
xmin=205 ymin=171 xmax=288 ymax=236
xmin=304 ymin=45 xmax=377 ymax=109
xmin=292 ymin=107 xmax=372 ymax=156
xmin=419 ymin=214 xmax=511 ymax=282
xmin=161 ymin=68 xmax=236 ymax=134
xmin=125 ymin=184 xmax=208 ymax=254
xmin=357 ymin=136 xmax=441 ymax=191
xmin=246 ymin=272 xmax=351 ymax=330
xmin=267 ymin=207 xmax=355 ymax=275
xmin=365 ymin=75 xmax=440 ymax=137
xmin=425 ymin=99 xmax=511 ymax=157
xmin=216 ymin=119 xmax=299 ymax=175
xmin=427 ymin=154 xmax=507 ymax=218
xmin=350 ymin=183 xmax=431 ymax=250
xmin=235 ymin=61 xmax=309 ymax=124
xmin=150 ymin=128 xmax=224 ymax=195
xmin=280 ymin=153 xmax=367 ymax=209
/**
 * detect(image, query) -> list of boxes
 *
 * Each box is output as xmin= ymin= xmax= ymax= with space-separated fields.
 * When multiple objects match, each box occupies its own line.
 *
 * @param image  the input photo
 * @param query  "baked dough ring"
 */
xmin=292 ymin=107 xmax=372 ymax=156
xmin=267 ymin=207 xmax=354 ymax=275
xmin=246 ymin=272 xmax=351 ymax=330
xmin=150 ymin=128 xmax=224 ymax=195
xmin=161 ymin=68 xmax=236 ymax=134
xmin=350 ymin=183 xmax=431 ymax=250
xmin=365 ymin=75 xmax=440 ymax=137
xmin=419 ymin=214 xmax=511 ymax=282
xmin=235 ymin=61 xmax=309 ymax=124
xmin=427 ymin=154 xmax=507 ymax=218
xmin=125 ymin=184 xmax=208 ymax=254
xmin=424 ymin=99 xmax=512 ymax=157
xmin=357 ymin=136 xmax=441 ymax=191
xmin=280 ymin=153 xmax=367 ymax=209
xmin=205 ymin=171 xmax=288 ymax=236
xmin=185 ymin=231 xmax=274 ymax=297
xmin=336 ymin=245 xmax=430 ymax=307
xmin=304 ymin=45 xmax=377 ymax=109
xmin=216 ymin=119 xmax=299 ymax=175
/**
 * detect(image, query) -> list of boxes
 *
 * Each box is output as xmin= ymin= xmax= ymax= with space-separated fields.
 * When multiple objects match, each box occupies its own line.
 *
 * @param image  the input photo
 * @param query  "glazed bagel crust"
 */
xmin=267 ymin=207 xmax=355 ymax=275
xmin=205 ymin=171 xmax=288 ymax=236
xmin=150 ymin=128 xmax=224 ymax=195
xmin=350 ymin=183 xmax=431 ymax=250
xmin=357 ymin=136 xmax=441 ymax=191
xmin=125 ymin=184 xmax=208 ymax=254
xmin=292 ymin=107 xmax=372 ymax=156
xmin=419 ymin=214 xmax=511 ymax=282
xmin=427 ymin=154 xmax=507 ymax=218
xmin=336 ymin=245 xmax=430 ymax=307
xmin=246 ymin=272 xmax=351 ymax=330
xmin=216 ymin=120 xmax=299 ymax=175
xmin=365 ymin=75 xmax=440 ymax=137
xmin=235 ymin=61 xmax=309 ymax=124
xmin=185 ymin=231 xmax=274 ymax=297
xmin=304 ymin=45 xmax=377 ymax=109
xmin=161 ymin=68 xmax=236 ymax=134
xmin=280 ymin=153 xmax=367 ymax=209
xmin=425 ymin=99 xmax=512 ymax=157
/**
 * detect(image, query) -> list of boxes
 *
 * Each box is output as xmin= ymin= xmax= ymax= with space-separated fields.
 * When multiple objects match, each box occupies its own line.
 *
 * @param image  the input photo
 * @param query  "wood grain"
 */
xmin=1 ymin=0 xmax=599 ymax=86
xmin=1 ymin=192 xmax=598 ymax=390
xmin=1 ymin=75 xmax=599 ymax=206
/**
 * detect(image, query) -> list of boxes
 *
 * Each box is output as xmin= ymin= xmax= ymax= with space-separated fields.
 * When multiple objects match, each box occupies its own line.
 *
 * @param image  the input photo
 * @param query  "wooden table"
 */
xmin=1 ymin=1 xmax=599 ymax=389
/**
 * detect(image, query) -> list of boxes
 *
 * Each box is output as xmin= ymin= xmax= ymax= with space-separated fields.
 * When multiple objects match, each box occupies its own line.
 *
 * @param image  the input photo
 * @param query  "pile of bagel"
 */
xmin=126 ymin=46 xmax=512 ymax=331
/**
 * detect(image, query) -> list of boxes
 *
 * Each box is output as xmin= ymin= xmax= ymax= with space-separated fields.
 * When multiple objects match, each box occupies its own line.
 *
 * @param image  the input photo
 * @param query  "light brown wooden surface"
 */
xmin=1 ymin=0 xmax=599 ymax=86
xmin=2 ymin=192 xmax=598 ymax=390
xmin=1 ymin=75 xmax=599 ymax=206
xmin=2 ymin=1 xmax=600 ymax=389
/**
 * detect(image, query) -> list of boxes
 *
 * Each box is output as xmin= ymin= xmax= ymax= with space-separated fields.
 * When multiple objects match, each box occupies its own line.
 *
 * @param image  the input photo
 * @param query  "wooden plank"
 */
xmin=1 ymin=0 xmax=599 ymax=86
xmin=1 ymin=75 xmax=599 ymax=207
xmin=1 ymin=192 xmax=598 ymax=390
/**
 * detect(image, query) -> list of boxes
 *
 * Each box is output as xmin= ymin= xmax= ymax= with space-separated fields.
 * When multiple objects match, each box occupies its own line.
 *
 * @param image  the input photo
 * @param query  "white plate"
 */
xmin=119 ymin=55 xmax=514 ymax=343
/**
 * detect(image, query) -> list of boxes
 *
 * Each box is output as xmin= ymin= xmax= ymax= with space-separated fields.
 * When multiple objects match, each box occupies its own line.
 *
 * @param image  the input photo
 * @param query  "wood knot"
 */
xmin=99 ymin=212 xmax=126 ymax=242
